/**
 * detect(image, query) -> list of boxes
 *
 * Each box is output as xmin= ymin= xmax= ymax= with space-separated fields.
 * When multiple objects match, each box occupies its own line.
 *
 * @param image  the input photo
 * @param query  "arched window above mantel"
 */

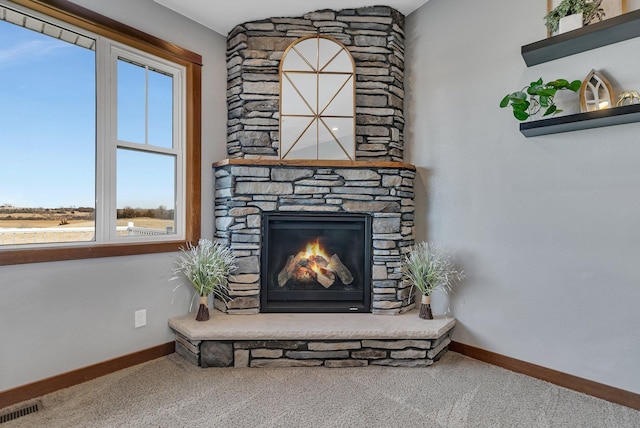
xmin=280 ymin=35 xmax=355 ymax=160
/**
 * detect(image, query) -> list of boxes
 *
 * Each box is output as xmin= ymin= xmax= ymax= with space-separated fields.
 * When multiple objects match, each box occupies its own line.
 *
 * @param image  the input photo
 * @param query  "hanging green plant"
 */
xmin=500 ymin=78 xmax=581 ymax=121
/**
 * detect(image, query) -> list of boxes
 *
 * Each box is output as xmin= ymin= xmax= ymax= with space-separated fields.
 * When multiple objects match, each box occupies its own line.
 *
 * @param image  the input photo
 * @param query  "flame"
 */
xmin=305 ymin=239 xmax=329 ymax=274
xmin=305 ymin=239 xmax=326 ymax=258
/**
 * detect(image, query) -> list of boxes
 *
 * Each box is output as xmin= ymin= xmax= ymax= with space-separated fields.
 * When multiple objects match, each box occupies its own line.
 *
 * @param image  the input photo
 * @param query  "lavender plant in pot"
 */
xmin=402 ymin=242 xmax=464 ymax=320
xmin=172 ymin=239 xmax=236 ymax=321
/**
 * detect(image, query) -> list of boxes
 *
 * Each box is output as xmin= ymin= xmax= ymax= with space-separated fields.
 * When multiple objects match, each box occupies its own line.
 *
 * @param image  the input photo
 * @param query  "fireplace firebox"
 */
xmin=261 ymin=213 xmax=372 ymax=313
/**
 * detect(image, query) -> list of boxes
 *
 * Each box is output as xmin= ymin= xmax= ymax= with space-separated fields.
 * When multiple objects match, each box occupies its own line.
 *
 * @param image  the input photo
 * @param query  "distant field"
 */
xmin=0 ymin=207 xmax=174 ymax=245
xmin=0 ymin=207 xmax=93 ymax=228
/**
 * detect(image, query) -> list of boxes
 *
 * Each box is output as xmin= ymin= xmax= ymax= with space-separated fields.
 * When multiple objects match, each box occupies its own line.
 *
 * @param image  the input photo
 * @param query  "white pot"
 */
xmin=559 ymin=13 xmax=583 ymax=34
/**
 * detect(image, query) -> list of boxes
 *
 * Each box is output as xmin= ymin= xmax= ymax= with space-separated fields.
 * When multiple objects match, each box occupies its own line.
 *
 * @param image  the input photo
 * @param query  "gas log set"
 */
xmin=260 ymin=212 xmax=371 ymax=312
xmin=277 ymin=241 xmax=354 ymax=289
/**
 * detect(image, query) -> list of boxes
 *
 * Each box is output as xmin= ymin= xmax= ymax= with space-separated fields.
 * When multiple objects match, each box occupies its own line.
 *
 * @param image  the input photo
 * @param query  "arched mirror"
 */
xmin=280 ymin=35 xmax=355 ymax=160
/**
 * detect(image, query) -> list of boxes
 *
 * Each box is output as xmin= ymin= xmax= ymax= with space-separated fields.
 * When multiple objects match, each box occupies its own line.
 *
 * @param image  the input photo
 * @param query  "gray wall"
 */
xmin=0 ymin=0 xmax=227 ymax=391
xmin=406 ymin=0 xmax=640 ymax=394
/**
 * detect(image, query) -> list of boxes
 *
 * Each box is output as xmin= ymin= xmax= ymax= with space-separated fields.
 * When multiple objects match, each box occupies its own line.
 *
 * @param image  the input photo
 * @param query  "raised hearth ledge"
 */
xmin=169 ymin=309 xmax=454 ymax=341
xmin=212 ymin=158 xmax=416 ymax=171
xmin=170 ymin=310 xmax=455 ymax=368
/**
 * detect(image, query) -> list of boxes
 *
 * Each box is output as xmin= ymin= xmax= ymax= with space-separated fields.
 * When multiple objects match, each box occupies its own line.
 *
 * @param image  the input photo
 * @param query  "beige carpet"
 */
xmin=3 ymin=352 xmax=639 ymax=427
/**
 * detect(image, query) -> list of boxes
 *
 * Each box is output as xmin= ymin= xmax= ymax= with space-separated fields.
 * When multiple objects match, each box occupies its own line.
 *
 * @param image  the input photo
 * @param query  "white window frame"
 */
xmin=104 ymin=44 xmax=186 ymax=243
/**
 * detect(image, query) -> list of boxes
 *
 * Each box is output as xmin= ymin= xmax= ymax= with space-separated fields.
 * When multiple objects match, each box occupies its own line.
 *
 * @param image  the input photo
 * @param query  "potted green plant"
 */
xmin=500 ymin=77 xmax=582 ymax=121
xmin=172 ymin=239 xmax=236 ymax=321
xmin=402 ymin=242 xmax=464 ymax=320
xmin=544 ymin=0 xmax=605 ymax=35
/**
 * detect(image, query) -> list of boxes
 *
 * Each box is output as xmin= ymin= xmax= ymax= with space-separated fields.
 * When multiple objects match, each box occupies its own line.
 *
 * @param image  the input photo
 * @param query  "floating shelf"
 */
xmin=522 ymin=9 xmax=640 ymax=66
xmin=519 ymin=103 xmax=640 ymax=137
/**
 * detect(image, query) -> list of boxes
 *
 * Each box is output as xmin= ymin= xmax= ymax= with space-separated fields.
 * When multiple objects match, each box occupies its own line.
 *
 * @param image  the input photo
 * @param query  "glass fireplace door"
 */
xmin=261 ymin=213 xmax=371 ymax=313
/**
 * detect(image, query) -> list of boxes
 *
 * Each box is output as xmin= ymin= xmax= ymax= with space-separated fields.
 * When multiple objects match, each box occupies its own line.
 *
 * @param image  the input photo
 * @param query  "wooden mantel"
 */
xmin=212 ymin=158 xmax=416 ymax=171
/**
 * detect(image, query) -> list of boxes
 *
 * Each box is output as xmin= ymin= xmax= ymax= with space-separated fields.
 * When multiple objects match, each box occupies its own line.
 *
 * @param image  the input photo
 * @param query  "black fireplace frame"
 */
xmin=260 ymin=212 xmax=372 ymax=313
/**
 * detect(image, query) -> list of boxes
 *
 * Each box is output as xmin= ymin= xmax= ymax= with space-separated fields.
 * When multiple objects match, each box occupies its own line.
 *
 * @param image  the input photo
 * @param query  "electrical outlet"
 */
xmin=134 ymin=309 xmax=147 ymax=328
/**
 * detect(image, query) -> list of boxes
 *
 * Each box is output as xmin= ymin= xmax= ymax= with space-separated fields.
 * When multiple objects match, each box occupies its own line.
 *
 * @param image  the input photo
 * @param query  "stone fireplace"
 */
xmin=170 ymin=5 xmax=456 ymax=368
xmin=214 ymin=5 xmax=415 ymax=316
xmin=214 ymin=160 xmax=416 ymax=315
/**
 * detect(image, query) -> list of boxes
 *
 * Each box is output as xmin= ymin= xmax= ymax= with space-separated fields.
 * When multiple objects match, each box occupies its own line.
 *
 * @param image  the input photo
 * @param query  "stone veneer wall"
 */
xmin=175 ymin=333 xmax=453 ymax=369
xmin=213 ymin=161 xmax=416 ymax=315
xmin=227 ymin=6 xmax=405 ymax=160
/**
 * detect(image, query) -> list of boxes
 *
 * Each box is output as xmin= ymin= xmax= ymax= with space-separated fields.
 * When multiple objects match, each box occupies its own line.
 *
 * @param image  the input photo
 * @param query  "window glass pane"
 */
xmin=0 ymin=18 xmax=96 ymax=247
xmin=148 ymin=68 xmax=173 ymax=148
xmin=117 ymin=59 xmax=146 ymax=144
xmin=116 ymin=149 xmax=176 ymax=237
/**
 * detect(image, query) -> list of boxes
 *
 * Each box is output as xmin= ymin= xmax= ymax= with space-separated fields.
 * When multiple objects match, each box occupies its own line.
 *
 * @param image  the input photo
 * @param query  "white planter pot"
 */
xmin=559 ymin=13 xmax=583 ymax=34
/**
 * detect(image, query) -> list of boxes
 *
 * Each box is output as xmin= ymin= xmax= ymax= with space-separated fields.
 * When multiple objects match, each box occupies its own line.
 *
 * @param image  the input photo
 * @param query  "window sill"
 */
xmin=0 ymin=241 xmax=189 ymax=266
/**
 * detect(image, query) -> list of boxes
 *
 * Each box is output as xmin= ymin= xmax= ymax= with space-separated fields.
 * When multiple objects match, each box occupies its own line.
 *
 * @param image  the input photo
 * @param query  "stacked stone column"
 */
xmin=227 ymin=6 xmax=405 ymax=161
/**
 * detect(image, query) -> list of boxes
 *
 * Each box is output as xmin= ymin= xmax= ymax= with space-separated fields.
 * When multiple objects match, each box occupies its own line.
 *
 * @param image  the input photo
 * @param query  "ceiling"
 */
xmin=152 ymin=0 xmax=429 ymax=36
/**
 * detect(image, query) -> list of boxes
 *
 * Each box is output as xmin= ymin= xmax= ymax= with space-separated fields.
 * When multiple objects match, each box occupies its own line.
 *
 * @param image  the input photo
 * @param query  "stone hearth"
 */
xmin=170 ymin=310 xmax=455 ymax=368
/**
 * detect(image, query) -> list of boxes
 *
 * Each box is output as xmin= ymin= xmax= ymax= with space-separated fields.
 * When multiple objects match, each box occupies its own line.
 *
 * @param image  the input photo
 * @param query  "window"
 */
xmin=280 ymin=35 xmax=355 ymax=160
xmin=110 ymin=49 xmax=184 ymax=242
xmin=0 ymin=0 xmax=201 ymax=265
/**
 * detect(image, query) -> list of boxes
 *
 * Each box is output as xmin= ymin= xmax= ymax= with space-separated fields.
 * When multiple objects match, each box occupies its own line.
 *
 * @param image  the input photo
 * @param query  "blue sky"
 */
xmin=0 ymin=21 xmax=95 ymax=208
xmin=0 ymin=20 xmax=174 ymax=210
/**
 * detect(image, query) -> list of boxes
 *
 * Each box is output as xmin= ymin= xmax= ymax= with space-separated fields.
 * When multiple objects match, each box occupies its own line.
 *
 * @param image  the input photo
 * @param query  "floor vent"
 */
xmin=0 ymin=401 xmax=41 ymax=424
